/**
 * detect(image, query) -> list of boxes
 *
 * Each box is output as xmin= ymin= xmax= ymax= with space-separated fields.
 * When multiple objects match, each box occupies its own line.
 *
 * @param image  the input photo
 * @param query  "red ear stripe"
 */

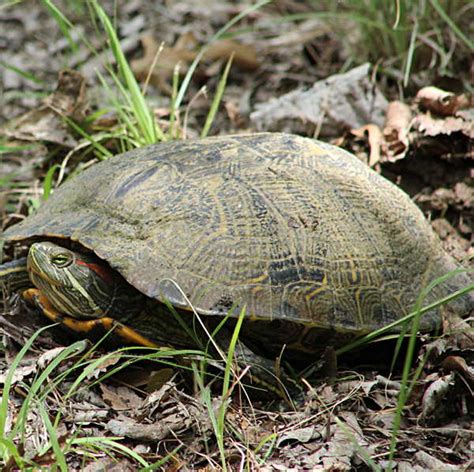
xmin=76 ymin=260 xmax=115 ymax=285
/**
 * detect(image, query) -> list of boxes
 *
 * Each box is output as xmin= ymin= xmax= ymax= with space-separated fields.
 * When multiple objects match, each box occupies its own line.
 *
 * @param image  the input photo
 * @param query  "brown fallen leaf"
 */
xmin=100 ymin=384 xmax=142 ymax=411
xmin=413 ymin=113 xmax=473 ymax=139
xmin=131 ymin=33 xmax=259 ymax=93
xmin=0 ymin=363 xmax=36 ymax=386
xmin=416 ymin=86 xmax=471 ymax=116
xmin=107 ymin=408 xmax=194 ymax=442
xmin=351 ymin=124 xmax=383 ymax=166
xmin=43 ymin=69 xmax=88 ymax=121
xmin=1 ymin=69 xmax=88 ymax=147
xmin=320 ymin=412 xmax=368 ymax=471
xmin=441 ymin=356 xmax=474 ymax=385
xmin=276 ymin=425 xmax=321 ymax=446
xmin=382 ymin=100 xmax=412 ymax=161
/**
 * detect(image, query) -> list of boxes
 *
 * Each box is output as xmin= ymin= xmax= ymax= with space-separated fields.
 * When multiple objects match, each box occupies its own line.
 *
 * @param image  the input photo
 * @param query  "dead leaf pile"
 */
xmin=350 ymin=85 xmax=473 ymax=165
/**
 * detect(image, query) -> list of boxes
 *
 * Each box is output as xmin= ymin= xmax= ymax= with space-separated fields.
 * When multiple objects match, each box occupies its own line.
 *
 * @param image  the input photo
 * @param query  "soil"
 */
xmin=0 ymin=1 xmax=472 ymax=470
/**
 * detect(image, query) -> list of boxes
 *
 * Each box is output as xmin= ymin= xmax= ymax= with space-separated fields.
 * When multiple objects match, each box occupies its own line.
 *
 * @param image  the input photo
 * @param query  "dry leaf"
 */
xmin=441 ymin=356 xmax=474 ymax=384
xmin=131 ymin=33 xmax=259 ymax=93
xmin=416 ymin=86 xmax=471 ymax=116
xmin=413 ymin=114 xmax=473 ymax=138
xmin=442 ymin=308 xmax=474 ymax=351
xmin=414 ymin=450 xmax=460 ymax=471
xmin=1 ymin=69 xmax=88 ymax=147
xmin=0 ymin=363 xmax=36 ymax=385
xmin=382 ymin=100 xmax=411 ymax=161
xmin=251 ymin=63 xmax=388 ymax=137
xmin=420 ymin=373 xmax=454 ymax=420
xmin=351 ymin=124 xmax=383 ymax=166
xmin=276 ymin=426 xmax=321 ymax=446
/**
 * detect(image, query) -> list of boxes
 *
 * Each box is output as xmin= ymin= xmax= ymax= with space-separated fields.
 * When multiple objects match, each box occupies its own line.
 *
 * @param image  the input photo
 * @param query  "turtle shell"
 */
xmin=3 ymin=133 xmax=472 ymax=336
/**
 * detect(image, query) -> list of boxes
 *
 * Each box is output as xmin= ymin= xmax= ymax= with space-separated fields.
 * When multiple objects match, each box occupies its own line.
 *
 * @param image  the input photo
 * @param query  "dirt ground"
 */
xmin=0 ymin=1 xmax=472 ymax=470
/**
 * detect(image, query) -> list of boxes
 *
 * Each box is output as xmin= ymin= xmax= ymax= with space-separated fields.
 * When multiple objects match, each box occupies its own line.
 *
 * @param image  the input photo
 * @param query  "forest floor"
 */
xmin=0 ymin=1 xmax=472 ymax=470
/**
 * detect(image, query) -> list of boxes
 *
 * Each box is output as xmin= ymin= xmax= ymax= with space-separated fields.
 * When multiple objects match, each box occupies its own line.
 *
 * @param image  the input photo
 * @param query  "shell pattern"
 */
xmin=4 ymin=133 xmax=472 ymax=337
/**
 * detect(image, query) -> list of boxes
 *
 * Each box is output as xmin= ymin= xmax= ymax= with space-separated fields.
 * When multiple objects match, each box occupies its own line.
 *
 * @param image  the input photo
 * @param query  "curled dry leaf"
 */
xmin=319 ymin=412 xmax=367 ymax=471
xmin=107 ymin=400 xmax=202 ymax=441
xmin=382 ymin=100 xmax=412 ymax=161
xmin=441 ymin=356 xmax=474 ymax=385
xmin=42 ymin=69 xmax=88 ymax=121
xmin=416 ymin=86 xmax=471 ymax=116
xmin=37 ymin=345 xmax=75 ymax=369
xmin=100 ymin=384 xmax=143 ymax=411
xmin=351 ymin=124 xmax=383 ymax=166
xmin=85 ymin=354 xmax=122 ymax=380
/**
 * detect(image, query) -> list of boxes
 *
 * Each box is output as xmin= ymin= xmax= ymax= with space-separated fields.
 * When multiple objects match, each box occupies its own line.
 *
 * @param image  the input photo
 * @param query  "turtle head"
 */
xmin=27 ymin=241 xmax=122 ymax=319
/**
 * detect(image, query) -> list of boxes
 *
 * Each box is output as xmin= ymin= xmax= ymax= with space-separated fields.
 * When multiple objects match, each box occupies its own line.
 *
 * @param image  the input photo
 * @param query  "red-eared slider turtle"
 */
xmin=1 ymin=133 xmax=472 ymax=364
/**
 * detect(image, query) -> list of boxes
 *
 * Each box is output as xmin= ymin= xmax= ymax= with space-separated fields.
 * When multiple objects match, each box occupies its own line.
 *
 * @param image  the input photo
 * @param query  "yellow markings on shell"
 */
xmin=247 ymin=273 xmax=269 ymax=284
xmin=355 ymin=288 xmax=364 ymax=326
xmin=305 ymin=274 xmax=328 ymax=302
xmin=307 ymin=142 xmax=328 ymax=156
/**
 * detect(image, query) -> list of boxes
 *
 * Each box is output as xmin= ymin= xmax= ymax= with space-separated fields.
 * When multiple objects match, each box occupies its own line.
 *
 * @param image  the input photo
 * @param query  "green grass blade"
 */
xmin=38 ymin=401 xmax=68 ymax=472
xmin=0 ymin=61 xmax=46 ymax=85
xmin=429 ymin=0 xmax=473 ymax=50
xmin=0 ymin=325 xmax=54 ymax=439
xmin=201 ymin=54 xmax=233 ymax=138
xmin=71 ymin=437 xmax=150 ymax=467
xmin=0 ymin=438 xmax=23 ymax=469
xmin=139 ymin=445 xmax=183 ymax=471
xmin=175 ymin=0 xmax=271 ymax=110
xmin=63 ymin=116 xmax=113 ymax=159
xmin=12 ymin=340 xmax=88 ymax=438
xmin=42 ymin=0 xmax=78 ymax=54
xmin=42 ymin=164 xmax=60 ymax=200
xmin=91 ymin=1 xmax=163 ymax=143
xmin=221 ymin=307 xmax=245 ymax=398
xmin=403 ymin=18 xmax=418 ymax=87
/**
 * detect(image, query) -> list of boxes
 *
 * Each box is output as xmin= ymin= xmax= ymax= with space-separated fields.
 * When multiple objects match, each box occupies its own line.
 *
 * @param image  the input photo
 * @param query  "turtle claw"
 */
xmin=22 ymin=288 xmax=158 ymax=348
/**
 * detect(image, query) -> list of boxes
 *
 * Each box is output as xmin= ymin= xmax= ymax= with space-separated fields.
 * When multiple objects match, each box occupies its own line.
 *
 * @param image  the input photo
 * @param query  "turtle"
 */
xmin=1 ymin=133 xmax=472 ymax=376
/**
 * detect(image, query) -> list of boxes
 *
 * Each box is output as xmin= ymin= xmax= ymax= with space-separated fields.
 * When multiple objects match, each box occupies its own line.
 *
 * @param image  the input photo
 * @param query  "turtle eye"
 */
xmin=51 ymin=252 xmax=73 ymax=268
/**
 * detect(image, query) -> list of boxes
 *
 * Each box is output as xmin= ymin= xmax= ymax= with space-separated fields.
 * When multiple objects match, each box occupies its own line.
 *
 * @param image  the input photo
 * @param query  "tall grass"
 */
xmin=270 ymin=0 xmax=472 ymax=85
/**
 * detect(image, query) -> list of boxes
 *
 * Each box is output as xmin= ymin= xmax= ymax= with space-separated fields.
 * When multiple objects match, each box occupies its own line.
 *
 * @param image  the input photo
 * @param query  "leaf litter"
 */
xmin=0 ymin=0 xmax=472 ymax=469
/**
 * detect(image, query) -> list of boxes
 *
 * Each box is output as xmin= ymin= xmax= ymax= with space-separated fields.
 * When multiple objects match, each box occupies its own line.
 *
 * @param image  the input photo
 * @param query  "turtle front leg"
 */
xmin=23 ymin=288 xmax=158 ymax=348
